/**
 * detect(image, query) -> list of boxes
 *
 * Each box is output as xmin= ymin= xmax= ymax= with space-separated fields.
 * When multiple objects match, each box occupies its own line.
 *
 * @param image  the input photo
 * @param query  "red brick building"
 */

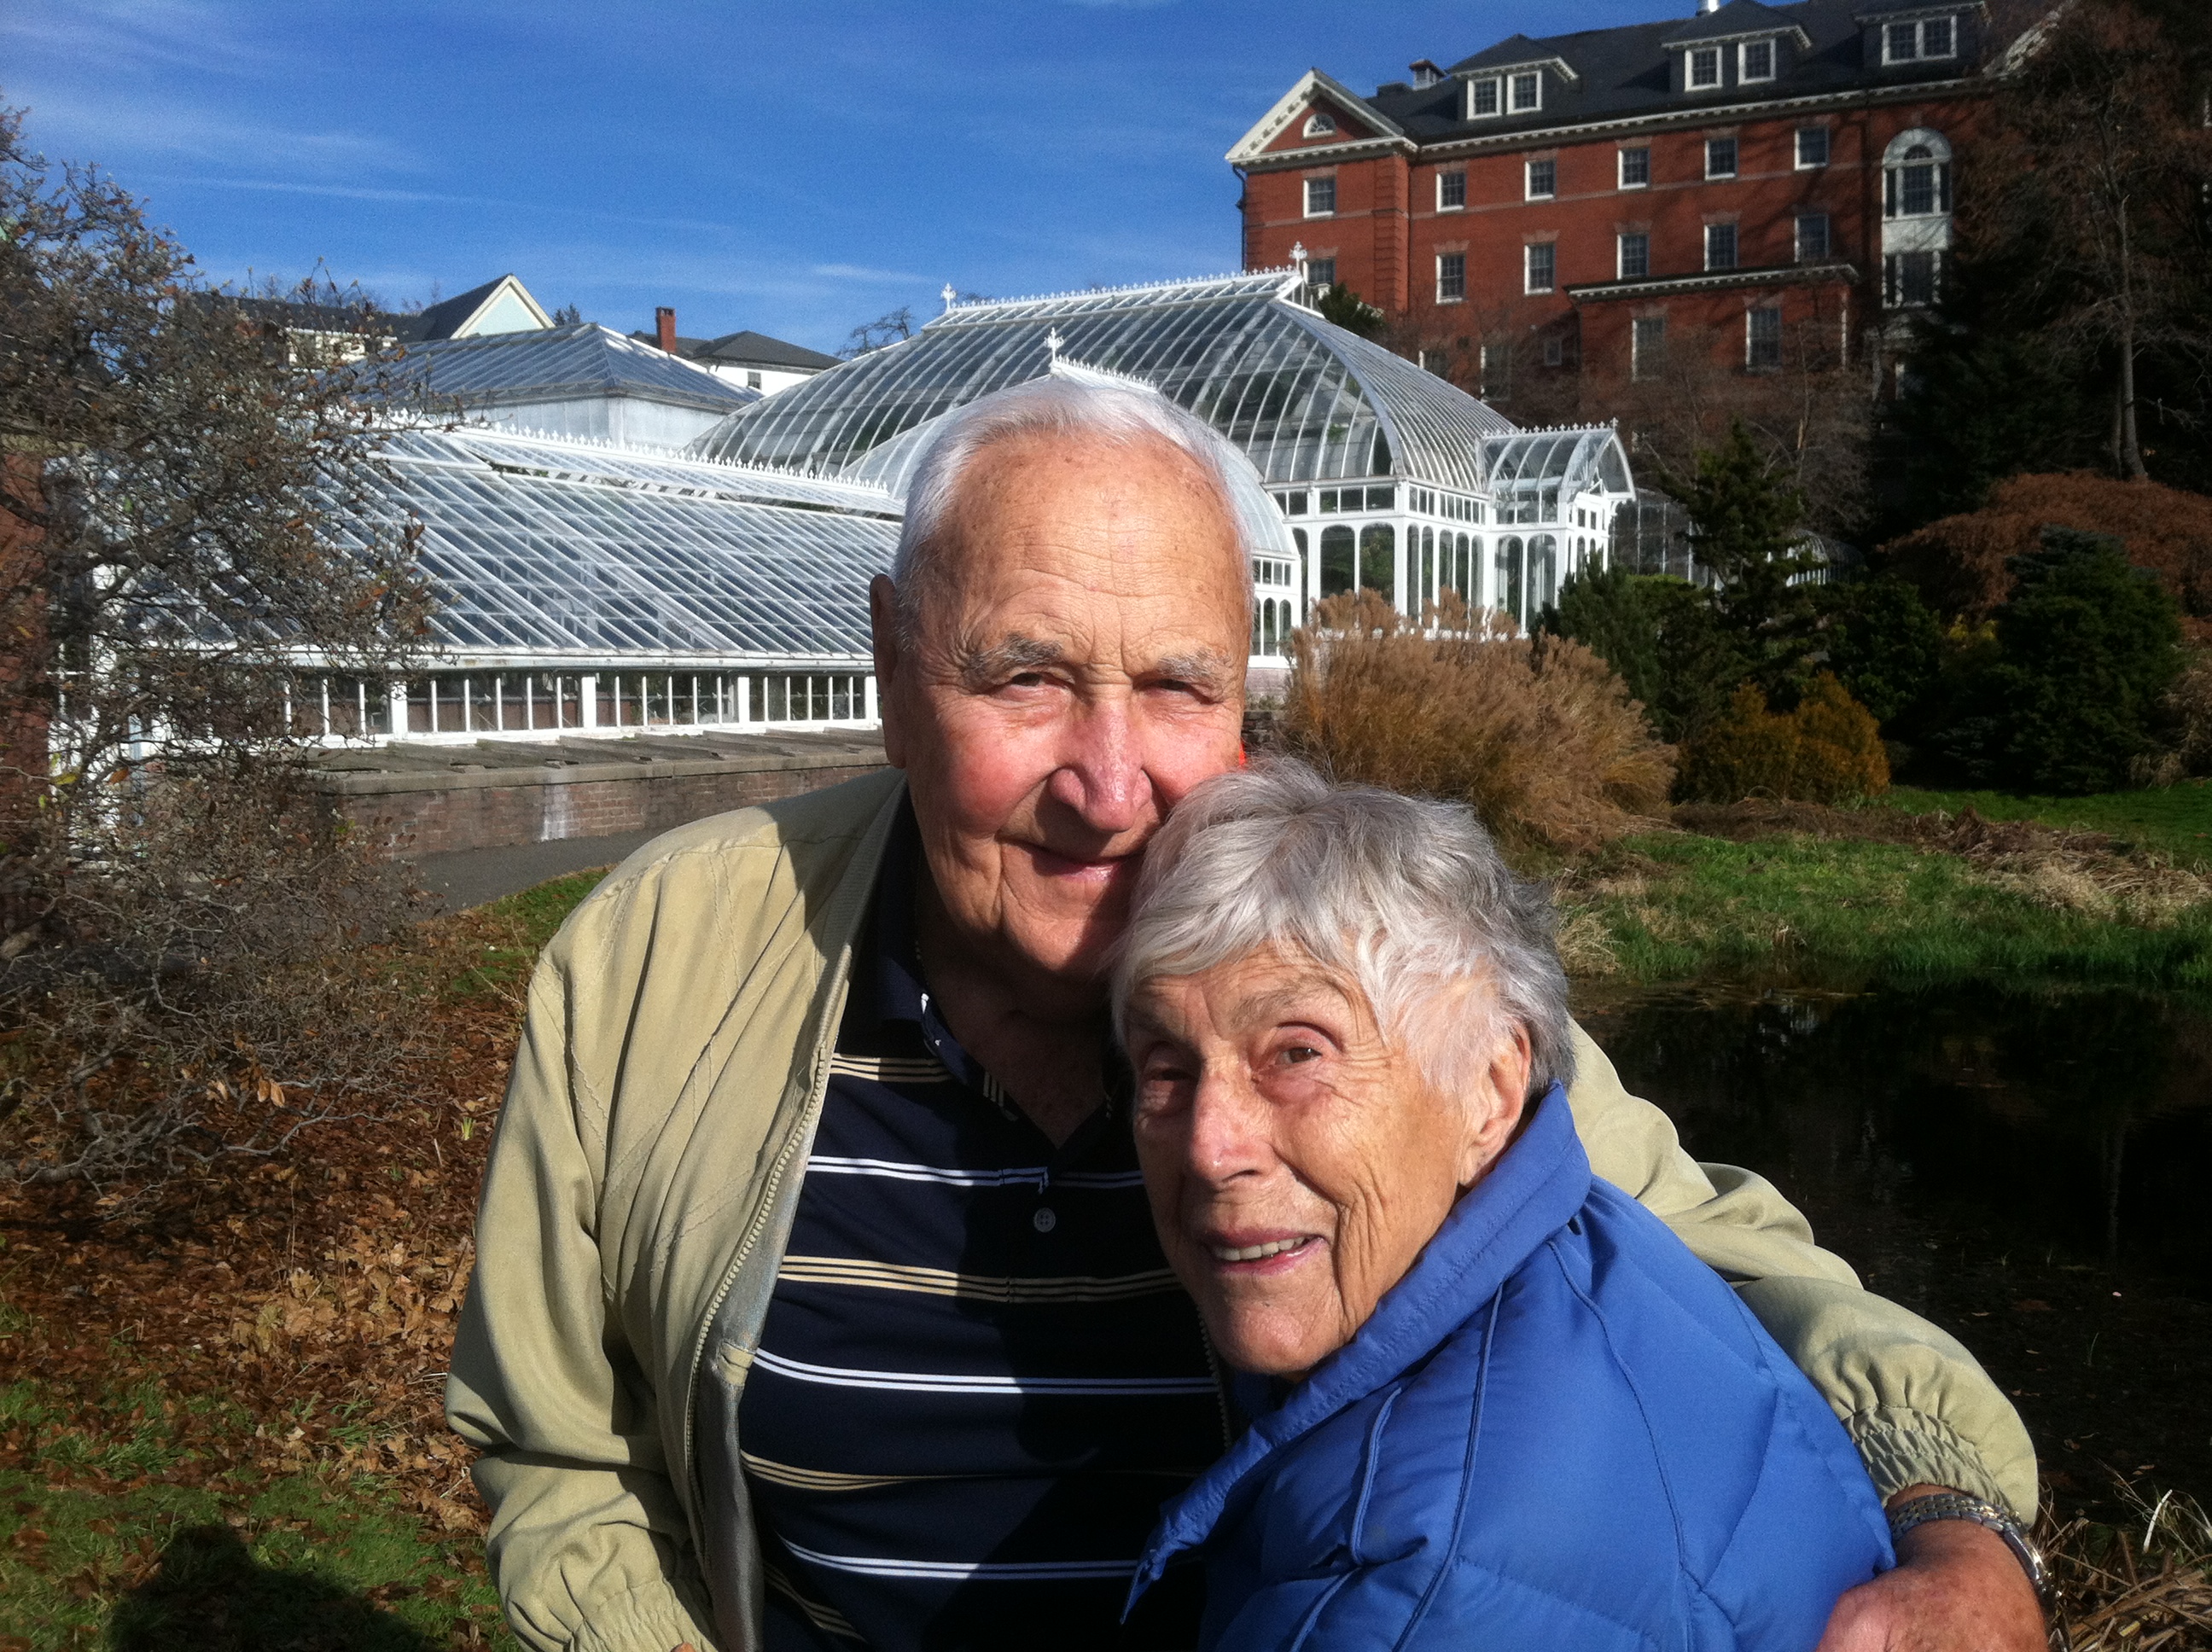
xmin=1231 ymin=0 xmax=2000 ymax=402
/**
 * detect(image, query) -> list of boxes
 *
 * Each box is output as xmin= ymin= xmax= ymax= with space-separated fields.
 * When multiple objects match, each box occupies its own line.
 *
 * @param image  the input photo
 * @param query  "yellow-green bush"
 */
xmin=1679 ymin=673 xmax=1889 ymax=804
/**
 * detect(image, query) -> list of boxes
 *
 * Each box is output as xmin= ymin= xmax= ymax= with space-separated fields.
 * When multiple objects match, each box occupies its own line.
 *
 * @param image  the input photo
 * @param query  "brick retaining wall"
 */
xmin=306 ymin=730 xmax=890 ymax=857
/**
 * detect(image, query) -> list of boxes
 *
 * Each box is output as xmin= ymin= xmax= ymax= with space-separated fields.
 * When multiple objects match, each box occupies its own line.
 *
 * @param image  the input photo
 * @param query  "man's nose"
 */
xmin=1045 ymin=695 xmax=1147 ymax=835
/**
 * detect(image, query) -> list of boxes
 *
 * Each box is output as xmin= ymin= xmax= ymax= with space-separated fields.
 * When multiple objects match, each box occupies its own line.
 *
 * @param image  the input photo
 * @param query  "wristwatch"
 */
xmin=1886 ymin=1492 xmax=2047 ymax=1601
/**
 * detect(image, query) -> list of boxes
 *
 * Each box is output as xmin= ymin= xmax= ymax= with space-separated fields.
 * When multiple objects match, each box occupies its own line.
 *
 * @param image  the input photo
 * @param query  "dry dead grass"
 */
xmin=2043 ymin=1488 xmax=2212 ymax=1649
xmin=1281 ymin=591 xmax=1676 ymax=859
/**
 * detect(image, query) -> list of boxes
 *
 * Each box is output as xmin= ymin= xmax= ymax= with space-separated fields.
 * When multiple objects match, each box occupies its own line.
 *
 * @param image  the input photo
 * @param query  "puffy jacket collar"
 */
xmin=1130 ymin=1080 xmax=1588 ymax=1601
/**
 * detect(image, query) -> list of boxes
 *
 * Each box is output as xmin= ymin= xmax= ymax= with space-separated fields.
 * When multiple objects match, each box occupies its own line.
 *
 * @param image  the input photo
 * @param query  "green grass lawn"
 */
xmin=1565 ymin=829 xmax=2212 ymax=990
xmin=1880 ymin=779 xmax=2212 ymax=869
xmin=0 ymin=1362 xmax=511 ymax=1649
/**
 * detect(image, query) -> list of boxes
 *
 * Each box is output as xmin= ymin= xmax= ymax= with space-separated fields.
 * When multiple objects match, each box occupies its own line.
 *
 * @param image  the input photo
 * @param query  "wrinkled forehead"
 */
xmin=917 ymin=428 xmax=1252 ymax=624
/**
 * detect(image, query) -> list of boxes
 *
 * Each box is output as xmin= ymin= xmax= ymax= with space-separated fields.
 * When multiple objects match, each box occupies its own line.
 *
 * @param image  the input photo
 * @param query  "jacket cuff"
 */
xmin=1842 ymin=1404 xmax=2027 ymax=1521
xmin=562 ymin=1579 xmax=719 ymax=1652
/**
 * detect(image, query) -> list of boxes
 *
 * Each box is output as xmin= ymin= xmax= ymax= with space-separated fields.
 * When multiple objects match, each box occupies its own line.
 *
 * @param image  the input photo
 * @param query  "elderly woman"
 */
xmin=1115 ymin=761 xmax=1893 ymax=1649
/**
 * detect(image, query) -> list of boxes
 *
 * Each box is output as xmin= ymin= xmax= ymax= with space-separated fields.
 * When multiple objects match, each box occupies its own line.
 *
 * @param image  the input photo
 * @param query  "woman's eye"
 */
xmin=1278 ymin=1044 xmax=1322 ymax=1066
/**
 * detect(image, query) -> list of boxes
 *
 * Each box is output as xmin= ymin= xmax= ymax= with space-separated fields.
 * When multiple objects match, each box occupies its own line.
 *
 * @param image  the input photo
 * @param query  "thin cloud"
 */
xmin=808 ymin=263 xmax=927 ymax=285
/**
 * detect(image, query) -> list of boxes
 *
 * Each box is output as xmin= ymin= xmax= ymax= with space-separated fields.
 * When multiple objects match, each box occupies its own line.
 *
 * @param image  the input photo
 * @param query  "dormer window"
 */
xmin=1468 ymin=77 xmax=1501 ymax=118
xmin=1411 ymin=60 xmax=1443 ymax=90
xmin=1510 ymin=71 xmax=1542 ymax=112
xmin=1740 ymin=38 xmax=1776 ymax=82
xmin=1303 ymin=111 xmax=1338 ymax=138
xmin=1885 ymin=15 xmax=1956 ymax=62
xmin=1689 ymin=47 xmax=1721 ymax=88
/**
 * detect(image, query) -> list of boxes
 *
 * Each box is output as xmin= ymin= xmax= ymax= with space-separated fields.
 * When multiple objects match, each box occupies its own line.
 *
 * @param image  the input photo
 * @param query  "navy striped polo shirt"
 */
xmin=721 ymin=807 xmax=1225 ymax=1650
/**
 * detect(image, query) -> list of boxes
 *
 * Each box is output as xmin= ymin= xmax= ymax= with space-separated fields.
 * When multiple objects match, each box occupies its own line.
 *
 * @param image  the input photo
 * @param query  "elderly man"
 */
xmin=448 ymin=377 xmax=2043 ymax=1652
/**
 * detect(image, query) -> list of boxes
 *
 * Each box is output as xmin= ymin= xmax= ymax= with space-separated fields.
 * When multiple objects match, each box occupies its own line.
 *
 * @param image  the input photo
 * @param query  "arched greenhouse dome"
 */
xmin=688 ymin=269 xmax=1634 ymax=642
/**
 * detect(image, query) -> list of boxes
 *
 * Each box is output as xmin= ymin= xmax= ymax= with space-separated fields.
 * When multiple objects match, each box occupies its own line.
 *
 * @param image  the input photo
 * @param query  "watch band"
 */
xmin=1886 ymin=1492 xmax=2047 ymax=1600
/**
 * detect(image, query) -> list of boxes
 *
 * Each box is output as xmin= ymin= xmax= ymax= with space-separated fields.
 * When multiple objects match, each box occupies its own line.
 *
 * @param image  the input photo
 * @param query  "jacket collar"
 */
xmin=1129 ymin=1080 xmax=1589 ymax=1602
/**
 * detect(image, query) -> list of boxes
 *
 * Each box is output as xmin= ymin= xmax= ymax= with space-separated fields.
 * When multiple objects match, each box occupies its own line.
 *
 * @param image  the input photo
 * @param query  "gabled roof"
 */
xmin=392 ymin=274 xmax=553 ymax=343
xmin=628 ymin=329 xmax=840 ymax=373
xmin=1245 ymin=0 xmax=1999 ymax=159
xmin=1226 ymin=68 xmax=1410 ymax=165
xmin=1662 ymin=0 xmax=1813 ymax=48
xmin=376 ymin=323 xmax=758 ymax=415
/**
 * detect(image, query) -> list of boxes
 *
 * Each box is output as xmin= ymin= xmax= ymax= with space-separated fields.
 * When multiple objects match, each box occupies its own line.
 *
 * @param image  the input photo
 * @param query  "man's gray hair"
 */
xmin=1113 ymin=759 xmax=1575 ymax=1104
xmin=891 ymin=374 xmax=1277 ymax=642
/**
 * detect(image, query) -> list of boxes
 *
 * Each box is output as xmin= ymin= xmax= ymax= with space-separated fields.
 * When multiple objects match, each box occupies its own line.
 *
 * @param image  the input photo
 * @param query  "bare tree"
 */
xmin=0 ymin=104 xmax=435 ymax=1204
xmin=841 ymin=305 xmax=917 ymax=358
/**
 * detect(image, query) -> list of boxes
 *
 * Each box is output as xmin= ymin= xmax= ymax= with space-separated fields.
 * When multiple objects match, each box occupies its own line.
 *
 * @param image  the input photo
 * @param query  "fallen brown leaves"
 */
xmin=0 ymin=905 xmax=531 ymax=1542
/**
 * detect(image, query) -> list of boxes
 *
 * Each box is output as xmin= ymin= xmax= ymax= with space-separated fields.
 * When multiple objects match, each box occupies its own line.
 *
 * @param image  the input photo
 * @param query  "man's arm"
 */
xmin=445 ymin=955 xmax=720 ymax=1652
xmin=1563 ymin=1023 xmax=2038 ymax=1520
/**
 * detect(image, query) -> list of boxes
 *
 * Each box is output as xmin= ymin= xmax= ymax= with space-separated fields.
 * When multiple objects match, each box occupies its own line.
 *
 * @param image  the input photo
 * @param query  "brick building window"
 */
xmin=1887 ymin=143 xmax=1951 ymax=216
xmin=1303 ymin=111 xmax=1337 ymax=137
xmin=1469 ymin=77 xmax=1500 ymax=117
xmin=1619 ymin=146 xmax=1650 ymax=188
xmin=1705 ymin=223 xmax=1738 ymax=270
xmin=1885 ymin=249 xmax=1942 ymax=307
xmin=1307 ymin=257 xmax=1336 ymax=288
xmin=1632 ymin=315 xmax=1667 ymax=381
xmin=1618 ymin=231 xmax=1650 ymax=279
xmin=1511 ymin=71 xmax=1542 ymax=111
xmin=1796 ymin=212 xmax=1831 ymax=261
xmin=1437 ymin=252 xmax=1466 ymax=302
xmin=1525 ymin=241 xmax=1557 ymax=294
xmin=1747 ymin=306 xmax=1783 ymax=369
xmin=1740 ymin=38 xmax=1776 ymax=82
xmin=1543 ymin=337 xmax=1565 ymax=367
xmin=1438 ymin=169 xmax=1466 ymax=210
xmin=1886 ymin=16 xmax=1955 ymax=61
xmin=1707 ymin=136 xmax=1738 ymax=178
xmin=1689 ymin=48 xmax=1721 ymax=88
xmin=1304 ymin=176 xmax=1336 ymax=217
xmin=1796 ymin=126 xmax=1830 ymax=168
xmin=1526 ymin=158 xmax=1556 ymax=200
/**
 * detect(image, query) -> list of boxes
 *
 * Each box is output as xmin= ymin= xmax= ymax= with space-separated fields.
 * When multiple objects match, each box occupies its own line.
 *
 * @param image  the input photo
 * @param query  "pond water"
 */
xmin=1575 ymin=982 xmax=2212 ymax=1522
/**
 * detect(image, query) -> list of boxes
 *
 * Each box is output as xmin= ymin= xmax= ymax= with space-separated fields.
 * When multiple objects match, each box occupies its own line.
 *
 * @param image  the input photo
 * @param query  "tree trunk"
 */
xmin=2116 ymin=197 xmax=2150 ymax=480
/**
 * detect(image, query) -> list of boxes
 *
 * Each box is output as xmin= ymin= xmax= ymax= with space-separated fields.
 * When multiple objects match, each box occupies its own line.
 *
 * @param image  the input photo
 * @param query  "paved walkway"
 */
xmin=414 ymin=828 xmax=665 ymax=910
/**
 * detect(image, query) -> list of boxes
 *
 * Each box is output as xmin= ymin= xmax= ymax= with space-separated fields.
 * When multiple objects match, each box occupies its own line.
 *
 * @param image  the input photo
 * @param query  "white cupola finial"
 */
xmin=941 ymin=282 xmax=958 ymax=312
xmin=1045 ymin=327 xmax=1064 ymax=363
xmin=1289 ymin=241 xmax=1308 ymax=277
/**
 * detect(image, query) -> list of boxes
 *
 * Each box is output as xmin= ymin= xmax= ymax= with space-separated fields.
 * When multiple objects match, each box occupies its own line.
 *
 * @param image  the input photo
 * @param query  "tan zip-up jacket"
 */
xmin=445 ymin=769 xmax=2037 ymax=1652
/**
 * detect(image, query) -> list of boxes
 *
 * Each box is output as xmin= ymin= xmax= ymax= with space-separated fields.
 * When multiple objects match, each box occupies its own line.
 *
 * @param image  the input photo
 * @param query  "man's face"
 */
xmin=874 ymin=429 xmax=1249 ymax=989
xmin=1125 ymin=950 xmax=1528 ymax=1378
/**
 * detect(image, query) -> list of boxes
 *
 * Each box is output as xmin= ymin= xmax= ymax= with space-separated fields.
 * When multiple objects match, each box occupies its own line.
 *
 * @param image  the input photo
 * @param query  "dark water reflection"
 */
xmin=1579 ymin=983 xmax=2212 ymax=1290
xmin=1576 ymin=982 xmax=2212 ymax=1516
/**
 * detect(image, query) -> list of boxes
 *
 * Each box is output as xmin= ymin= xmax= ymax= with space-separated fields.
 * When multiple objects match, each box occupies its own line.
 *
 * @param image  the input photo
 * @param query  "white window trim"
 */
xmin=1796 ymin=126 xmax=1830 ymax=169
xmin=1510 ymin=71 xmax=1543 ymax=112
xmin=1618 ymin=146 xmax=1650 ymax=189
xmin=1617 ymin=231 xmax=1650 ymax=281
xmin=1705 ymin=223 xmax=1738 ymax=271
xmin=1706 ymin=137 xmax=1738 ymax=180
xmin=1303 ymin=176 xmax=1336 ymax=218
xmin=1745 ymin=306 xmax=1783 ymax=368
xmin=1525 ymin=158 xmax=1556 ymax=201
xmin=1436 ymin=171 xmax=1466 ymax=212
xmin=1795 ymin=212 xmax=1830 ymax=262
xmin=1436 ymin=253 xmax=1466 ymax=305
xmin=1525 ymin=242 xmax=1557 ymax=294
xmin=1883 ymin=17 xmax=1955 ymax=64
xmin=1688 ymin=47 xmax=1722 ymax=90
xmin=1302 ymin=111 xmax=1338 ymax=138
xmin=1738 ymin=38 xmax=1777 ymax=83
xmin=1467 ymin=76 xmax=1503 ymax=119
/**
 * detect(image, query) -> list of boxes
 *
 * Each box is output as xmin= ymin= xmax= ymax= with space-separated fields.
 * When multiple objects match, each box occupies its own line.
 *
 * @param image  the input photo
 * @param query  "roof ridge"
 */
xmin=940 ymin=267 xmax=1300 ymax=317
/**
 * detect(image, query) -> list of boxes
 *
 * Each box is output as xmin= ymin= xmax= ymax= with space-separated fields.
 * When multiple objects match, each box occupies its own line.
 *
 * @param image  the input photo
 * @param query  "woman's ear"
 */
xmin=1456 ymin=1021 xmax=1533 ymax=1191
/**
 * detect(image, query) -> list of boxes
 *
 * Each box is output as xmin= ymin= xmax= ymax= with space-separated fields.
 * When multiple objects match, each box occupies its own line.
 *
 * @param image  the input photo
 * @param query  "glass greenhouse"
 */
xmin=690 ymin=269 xmax=1635 ymax=641
xmin=299 ymin=427 xmax=896 ymax=744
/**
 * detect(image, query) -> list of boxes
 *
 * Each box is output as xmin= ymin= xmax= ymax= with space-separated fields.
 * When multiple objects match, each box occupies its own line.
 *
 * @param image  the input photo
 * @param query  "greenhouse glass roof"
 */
xmin=1481 ymin=428 xmax=1633 ymax=501
xmin=377 ymin=323 xmax=759 ymax=416
xmin=689 ymin=271 xmax=1516 ymax=494
xmin=355 ymin=428 xmax=894 ymax=661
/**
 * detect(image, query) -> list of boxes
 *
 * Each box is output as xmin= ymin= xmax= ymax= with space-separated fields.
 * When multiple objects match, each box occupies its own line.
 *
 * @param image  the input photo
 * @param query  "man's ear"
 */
xmin=869 ymin=574 xmax=908 ymax=770
xmin=1457 ymin=1021 xmax=1532 ymax=1190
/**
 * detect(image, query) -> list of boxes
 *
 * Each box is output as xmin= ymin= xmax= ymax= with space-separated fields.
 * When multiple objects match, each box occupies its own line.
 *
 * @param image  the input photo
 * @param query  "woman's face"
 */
xmin=1126 ymin=949 xmax=1528 ymax=1379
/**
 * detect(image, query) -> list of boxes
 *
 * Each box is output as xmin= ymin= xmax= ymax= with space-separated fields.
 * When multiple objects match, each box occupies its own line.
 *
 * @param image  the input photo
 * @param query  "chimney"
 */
xmin=655 ymin=306 xmax=678 ymax=353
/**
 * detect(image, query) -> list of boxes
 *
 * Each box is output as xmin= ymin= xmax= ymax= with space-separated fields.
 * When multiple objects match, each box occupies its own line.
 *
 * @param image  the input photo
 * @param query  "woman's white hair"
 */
xmin=890 ymin=374 xmax=1277 ymax=642
xmin=1112 ymin=758 xmax=1574 ymax=1104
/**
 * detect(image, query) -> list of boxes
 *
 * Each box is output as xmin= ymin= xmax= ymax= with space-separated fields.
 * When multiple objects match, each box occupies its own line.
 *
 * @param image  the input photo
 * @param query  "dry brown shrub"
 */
xmin=1280 ymin=590 xmax=1675 ymax=858
xmin=1881 ymin=474 xmax=2212 ymax=640
xmin=1679 ymin=676 xmax=1889 ymax=805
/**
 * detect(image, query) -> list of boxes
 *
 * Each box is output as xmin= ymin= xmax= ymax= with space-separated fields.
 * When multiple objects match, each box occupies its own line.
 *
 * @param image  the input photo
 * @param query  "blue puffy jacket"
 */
xmin=1126 ymin=1085 xmax=1893 ymax=1651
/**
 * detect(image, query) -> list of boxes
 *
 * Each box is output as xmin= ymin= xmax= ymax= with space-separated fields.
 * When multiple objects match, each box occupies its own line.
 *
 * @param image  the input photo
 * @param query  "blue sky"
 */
xmin=5 ymin=0 xmax=1685 ymax=355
